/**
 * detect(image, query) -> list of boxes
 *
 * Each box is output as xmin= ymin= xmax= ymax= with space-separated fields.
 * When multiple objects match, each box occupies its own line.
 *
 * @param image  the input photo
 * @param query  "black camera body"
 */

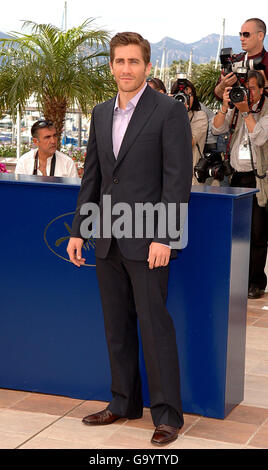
xmin=229 ymin=67 xmax=250 ymax=104
xmin=194 ymin=151 xmax=233 ymax=183
xmin=220 ymin=48 xmax=265 ymax=75
xmin=220 ymin=48 xmax=265 ymax=103
xmin=172 ymin=73 xmax=190 ymax=106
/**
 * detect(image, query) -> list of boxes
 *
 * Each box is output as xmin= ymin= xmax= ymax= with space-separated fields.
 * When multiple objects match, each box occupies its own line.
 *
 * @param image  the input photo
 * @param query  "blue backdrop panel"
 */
xmin=0 ymin=174 xmax=257 ymax=418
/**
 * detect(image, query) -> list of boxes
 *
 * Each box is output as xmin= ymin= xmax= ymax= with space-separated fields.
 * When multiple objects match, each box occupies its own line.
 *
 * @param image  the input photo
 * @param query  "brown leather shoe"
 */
xmin=151 ymin=424 xmax=179 ymax=445
xmin=82 ymin=408 xmax=120 ymax=425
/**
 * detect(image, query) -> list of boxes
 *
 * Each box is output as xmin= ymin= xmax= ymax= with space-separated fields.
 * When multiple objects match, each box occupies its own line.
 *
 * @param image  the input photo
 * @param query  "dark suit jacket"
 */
xmin=71 ymin=84 xmax=193 ymax=260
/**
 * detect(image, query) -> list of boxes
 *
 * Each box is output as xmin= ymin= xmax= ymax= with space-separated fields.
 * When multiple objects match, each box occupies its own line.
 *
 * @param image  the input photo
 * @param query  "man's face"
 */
xmin=33 ymin=127 xmax=57 ymax=156
xmin=110 ymin=44 xmax=152 ymax=94
xmin=248 ymin=77 xmax=263 ymax=105
xmin=240 ymin=21 xmax=263 ymax=54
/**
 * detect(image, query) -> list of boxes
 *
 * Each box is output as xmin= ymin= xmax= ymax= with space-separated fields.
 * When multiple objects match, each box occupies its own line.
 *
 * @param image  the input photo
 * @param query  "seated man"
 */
xmin=15 ymin=120 xmax=78 ymax=177
xmin=212 ymin=70 xmax=268 ymax=299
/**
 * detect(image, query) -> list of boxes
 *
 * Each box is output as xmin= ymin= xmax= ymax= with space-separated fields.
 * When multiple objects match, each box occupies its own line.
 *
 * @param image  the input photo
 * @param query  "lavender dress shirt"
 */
xmin=112 ymin=83 xmax=147 ymax=158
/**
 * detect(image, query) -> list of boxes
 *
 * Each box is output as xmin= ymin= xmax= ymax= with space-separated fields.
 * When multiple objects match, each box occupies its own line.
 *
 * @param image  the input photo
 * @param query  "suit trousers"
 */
xmin=231 ymin=171 xmax=268 ymax=290
xmin=95 ymin=237 xmax=184 ymax=428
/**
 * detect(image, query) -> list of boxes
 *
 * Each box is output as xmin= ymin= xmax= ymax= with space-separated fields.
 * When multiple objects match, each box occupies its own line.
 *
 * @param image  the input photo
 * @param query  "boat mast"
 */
xmin=215 ymin=18 xmax=225 ymax=69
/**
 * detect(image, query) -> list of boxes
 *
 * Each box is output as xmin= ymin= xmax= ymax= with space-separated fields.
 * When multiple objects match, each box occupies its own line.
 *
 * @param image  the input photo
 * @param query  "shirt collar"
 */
xmin=248 ymin=47 xmax=265 ymax=59
xmin=114 ymin=82 xmax=148 ymax=112
xmin=252 ymin=101 xmax=259 ymax=111
xmin=32 ymin=148 xmax=55 ymax=160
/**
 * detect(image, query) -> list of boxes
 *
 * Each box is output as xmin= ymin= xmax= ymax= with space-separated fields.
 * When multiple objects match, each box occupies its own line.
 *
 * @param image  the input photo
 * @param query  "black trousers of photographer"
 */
xmin=231 ymin=170 xmax=268 ymax=290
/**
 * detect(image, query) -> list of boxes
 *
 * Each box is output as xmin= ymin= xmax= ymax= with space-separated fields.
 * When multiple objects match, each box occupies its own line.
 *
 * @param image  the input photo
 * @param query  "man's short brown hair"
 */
xmin=245 ymin=18 xmax=266 ymax=38
xmin=248 ymin=70 xmax=265 ymax=88
xmin=31 ymin=119 xmax=55 ymax=139
xmin=110 ymin=32 xmax=151 ymax=65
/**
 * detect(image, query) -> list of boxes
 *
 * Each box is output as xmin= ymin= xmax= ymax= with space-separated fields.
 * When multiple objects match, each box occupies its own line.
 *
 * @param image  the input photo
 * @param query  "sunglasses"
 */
xmin=31 ymin=119 xmax=56 ymax=138
xmin=147 ymin=78 xmax=158 ymax=84
xmin=239 ymin=31 xmax=261 ymax=38
xmin=34 ymin=119 xmax=54 ymax=128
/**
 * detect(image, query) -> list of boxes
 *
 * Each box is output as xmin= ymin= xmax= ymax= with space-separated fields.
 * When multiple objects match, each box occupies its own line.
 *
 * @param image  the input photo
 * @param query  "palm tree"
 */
xmin=193 ymin=62 xmax=221 ymax=109
xmin=0 ymin=19 xmax=116 ymax=147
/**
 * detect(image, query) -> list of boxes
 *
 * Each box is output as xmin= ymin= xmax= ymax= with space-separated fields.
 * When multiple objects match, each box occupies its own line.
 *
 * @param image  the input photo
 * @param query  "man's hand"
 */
xmin=234 ymin=94 xmax=250 ymax=113
xmin=220 ymin=72 xmax=237 ymax=88
xmin=222 ymin=86 xmax=232 ymax=109
xmin=215 ymin=72 xmax=238 ymax=99
xmin=67 ymin=237 xmax=86 ymax=267
xmin=147 ymin=242 xmax=171 ymax=269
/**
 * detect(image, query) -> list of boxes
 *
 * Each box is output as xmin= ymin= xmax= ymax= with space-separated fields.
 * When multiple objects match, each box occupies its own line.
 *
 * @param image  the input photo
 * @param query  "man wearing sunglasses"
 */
xmin=15 ymin=120 xmax=78 ymax=178
xmin=215 ymin=18 xmax=268 ymax=100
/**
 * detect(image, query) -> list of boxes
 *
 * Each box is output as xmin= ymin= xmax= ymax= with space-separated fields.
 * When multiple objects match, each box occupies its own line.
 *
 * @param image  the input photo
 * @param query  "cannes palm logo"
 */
xmin=44 ymin=212 xmax=96 ymax=266
xmin=44 ymin=198 xmax=188 ymax=265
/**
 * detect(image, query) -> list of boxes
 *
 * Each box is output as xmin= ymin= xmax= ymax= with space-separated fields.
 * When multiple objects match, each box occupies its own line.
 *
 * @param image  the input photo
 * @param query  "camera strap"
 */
xmin=33 ymin=152 xmax=56 ymax=176
xmin=247 ymin=96 xmax=266 ymax=179
xmin=196 ymin=142 xmax=203 ymax=157
xmin=224 ymin=108 xmax=239 ymax=161
xmin=249 ymin=94 xmax=265 ymax=114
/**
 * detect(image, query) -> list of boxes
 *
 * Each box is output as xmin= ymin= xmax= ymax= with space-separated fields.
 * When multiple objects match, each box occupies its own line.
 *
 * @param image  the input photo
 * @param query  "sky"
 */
xmin=0 ymin=0 xmax=267 ymax=44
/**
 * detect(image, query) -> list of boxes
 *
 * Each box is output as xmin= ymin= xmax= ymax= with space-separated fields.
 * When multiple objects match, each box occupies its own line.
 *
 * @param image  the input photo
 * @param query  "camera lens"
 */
xmin=208 ymin=165 xmax=224 ymax=181
xmin=174 ymin=93 xmax=187 ymax=104
xmin=229 ymin=86 xmax=247 ymax=103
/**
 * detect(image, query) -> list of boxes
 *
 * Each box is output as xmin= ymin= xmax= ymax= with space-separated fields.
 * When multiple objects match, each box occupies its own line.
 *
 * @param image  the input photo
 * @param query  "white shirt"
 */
xmin=15 ymin=149 xmax=79 ymax=178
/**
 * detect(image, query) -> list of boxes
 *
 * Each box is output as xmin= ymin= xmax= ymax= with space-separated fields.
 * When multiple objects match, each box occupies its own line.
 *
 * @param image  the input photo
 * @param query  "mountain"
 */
xmin=151 ymin=34 xmax=268 ymax=65
xmin=1 ymin=30 xmax=267 ymax=66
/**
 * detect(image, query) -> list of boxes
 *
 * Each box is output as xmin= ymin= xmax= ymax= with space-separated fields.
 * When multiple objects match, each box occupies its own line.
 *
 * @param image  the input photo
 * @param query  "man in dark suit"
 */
xmin=67 ymin=32 xmax=192 ymax=446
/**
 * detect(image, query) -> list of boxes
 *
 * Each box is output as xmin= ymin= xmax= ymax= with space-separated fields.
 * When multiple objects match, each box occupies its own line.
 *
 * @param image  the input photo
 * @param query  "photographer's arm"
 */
xmin=234 ymin=97 xmax=257 ymax=133
xmin=242 ymin=113 xmax=257 ymax=133
xmin=191 ymin=111 xmax=208 ymax=147
xmin=248 ymin=114 xmax=268 ymax=146
xmin=215 ymin=72 xmax=238 ymax=100
xmin=213 ymin=87 xmax=231 ymax=130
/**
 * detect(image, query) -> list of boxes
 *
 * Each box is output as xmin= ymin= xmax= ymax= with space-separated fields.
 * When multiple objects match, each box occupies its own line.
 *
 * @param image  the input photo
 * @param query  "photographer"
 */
xmin=171 ymin=78 xmax=208 ymax=184
xmin=215 ymin=18 xmax=268 ymax=100
xmin=147 ymin=77 xmax=167 ymax=93
xmin=212 ymin=70 xmax=268 ymax=299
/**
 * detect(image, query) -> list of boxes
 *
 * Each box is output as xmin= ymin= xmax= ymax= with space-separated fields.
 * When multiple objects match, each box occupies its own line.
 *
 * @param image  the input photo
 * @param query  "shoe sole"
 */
xmin=151 ymin=435 xmax=178 ymax=446
xmin=82 ymin=415 xmax=142 ymax=426
xmin=82 ymin=418 xmax=120 ymax=425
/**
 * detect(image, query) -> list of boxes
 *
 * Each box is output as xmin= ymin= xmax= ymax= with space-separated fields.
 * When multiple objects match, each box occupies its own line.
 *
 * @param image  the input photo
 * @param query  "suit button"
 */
xmin=113 ymin=177 xmax=119 ymax=184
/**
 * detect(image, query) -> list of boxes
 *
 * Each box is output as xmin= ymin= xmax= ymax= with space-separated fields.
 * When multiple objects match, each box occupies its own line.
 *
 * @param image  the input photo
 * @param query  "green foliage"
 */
xmin=169 ymin=59 xmax=200 ymax=83
xmin=157 ymin=60 xmax=221 ymax=109
xmin=0 ymin=144 xmax=31 ymax=158
xmin=192 ymin=63 xmax=221 ymax=109
xmin=0 ymin=19 xmax=117 ymax=143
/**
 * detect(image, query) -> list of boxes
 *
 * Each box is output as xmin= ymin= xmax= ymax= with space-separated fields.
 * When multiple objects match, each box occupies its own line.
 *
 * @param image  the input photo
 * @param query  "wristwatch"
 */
xmin=241 ymin=111 xmax=250 ymax=118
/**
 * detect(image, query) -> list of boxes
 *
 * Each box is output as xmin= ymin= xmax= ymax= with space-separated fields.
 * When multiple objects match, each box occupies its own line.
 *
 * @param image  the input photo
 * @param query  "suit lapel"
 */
xmin=102 ymin=96 xmax=116 ymax=162
xmin=114 ymin=85 xmax=158 ymax=169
